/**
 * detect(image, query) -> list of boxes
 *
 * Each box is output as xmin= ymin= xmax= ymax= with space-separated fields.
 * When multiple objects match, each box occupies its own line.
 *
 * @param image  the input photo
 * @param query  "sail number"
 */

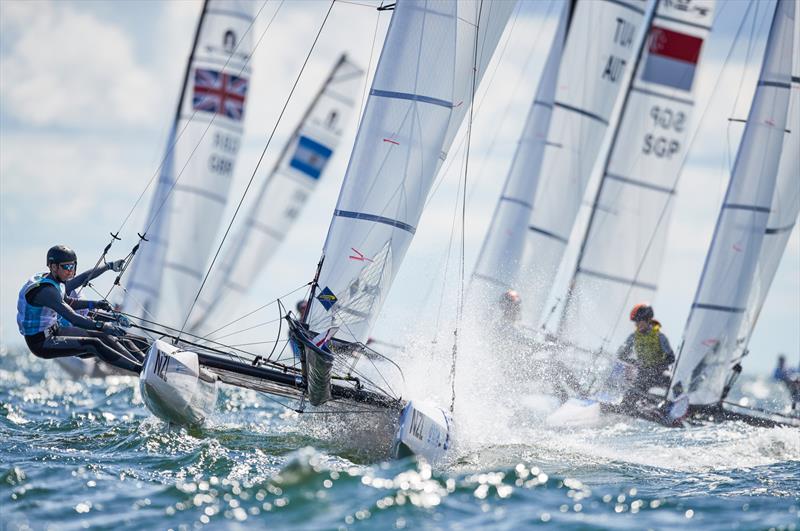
xmin=602 ymin=18 xmax=636 ymax=84
xmin=154 ymin=351 xmax=171 ymax=382
xmin=213 ymin=132 xmax=240 ymax=154
xmin=643 ymin=105 xmax=686 ymax=159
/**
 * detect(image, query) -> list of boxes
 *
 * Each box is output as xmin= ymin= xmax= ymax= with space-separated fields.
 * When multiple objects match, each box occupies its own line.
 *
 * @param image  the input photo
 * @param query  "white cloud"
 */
xmin=1 ymin=0 xmax=161 ymax=128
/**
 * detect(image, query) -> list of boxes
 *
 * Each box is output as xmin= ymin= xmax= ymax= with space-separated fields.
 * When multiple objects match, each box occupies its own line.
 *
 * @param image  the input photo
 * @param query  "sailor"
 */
xmin=616 ymin=304 xmax=675 ymax=395
xmin=773 ymin=355 xmax=800 ymax=408
xmin=16 ymin=245 xmax=143 ymax=373
xmin=498 ymin=289 xmax=522 ymax=323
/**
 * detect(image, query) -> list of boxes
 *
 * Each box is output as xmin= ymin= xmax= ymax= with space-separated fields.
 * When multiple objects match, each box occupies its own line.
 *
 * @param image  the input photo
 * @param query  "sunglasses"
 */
xmin=58 ymin=263 xmax=77 ymax=271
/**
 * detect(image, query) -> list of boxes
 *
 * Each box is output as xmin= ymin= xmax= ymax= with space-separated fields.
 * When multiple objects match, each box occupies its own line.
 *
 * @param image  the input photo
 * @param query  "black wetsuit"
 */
xmin=23 ymin=266 xmax=143 ymax=373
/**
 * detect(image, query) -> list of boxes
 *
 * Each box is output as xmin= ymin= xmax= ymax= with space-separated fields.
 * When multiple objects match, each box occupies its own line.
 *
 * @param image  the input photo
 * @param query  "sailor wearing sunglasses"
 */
xmin=15 ymin=245 xmax=143 ymax=373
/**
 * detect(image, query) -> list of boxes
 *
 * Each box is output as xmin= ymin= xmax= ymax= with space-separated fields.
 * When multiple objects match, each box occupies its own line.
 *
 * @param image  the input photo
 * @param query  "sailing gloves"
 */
xmin=107 ymin=259 xmax=126 ymax=272
xmin=94 ymin=300 xmax=113 ymax=312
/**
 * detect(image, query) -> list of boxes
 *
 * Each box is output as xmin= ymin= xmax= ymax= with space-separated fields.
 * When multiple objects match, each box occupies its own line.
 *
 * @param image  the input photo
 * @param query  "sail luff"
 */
xmin=306 ymin=0 xmax=516 ymax=345
xmin=557 ymin=0 xmax=716 ymax=352
xmin=188 ymin=55 xmax=364 ymax=333
xmin=122 ymin=0 xmax=211 ymax=318
xmin=671 ymin=0 xmax=795 ymax=406
xmin=468 ymin=0 xmax=571 ymax=310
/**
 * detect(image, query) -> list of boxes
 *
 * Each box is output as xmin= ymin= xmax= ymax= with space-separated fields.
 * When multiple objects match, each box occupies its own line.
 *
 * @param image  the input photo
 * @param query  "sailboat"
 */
xmin=188 ymin=54 xmax=365 ymax=336
xmin=55 ymin=0 xmax=257 ymax=379
xmin=667 ymin=0 xmax=798 ymax=426
xmin=551 ymin=0 xmax=799 ymax=428
xmin=136 ymin=0 xmax=516 ymax=462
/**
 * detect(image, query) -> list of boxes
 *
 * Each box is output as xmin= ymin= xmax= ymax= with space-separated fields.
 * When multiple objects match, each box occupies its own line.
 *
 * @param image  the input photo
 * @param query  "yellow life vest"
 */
xmin=633 ymin=323 xmax=667 ymax=367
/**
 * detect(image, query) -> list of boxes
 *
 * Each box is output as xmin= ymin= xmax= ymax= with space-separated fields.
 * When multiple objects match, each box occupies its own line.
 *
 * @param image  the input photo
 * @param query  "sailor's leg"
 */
xmin=46 ymin=327 xmax=143 ymax=374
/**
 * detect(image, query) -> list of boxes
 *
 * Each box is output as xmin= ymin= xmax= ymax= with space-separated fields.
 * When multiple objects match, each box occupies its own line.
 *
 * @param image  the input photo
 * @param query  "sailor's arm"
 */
xmin=29 ymin=285 xmax=102 ymax=330
xmin=616 ymin=334 xmax=635 ymax=362
xmin=65 ymin=259 xmax=125 ymax=292
xmin=66 ymin=297 xmax=113 ymax=312
xmin=659 ymin=333 xmax=676 ymax=364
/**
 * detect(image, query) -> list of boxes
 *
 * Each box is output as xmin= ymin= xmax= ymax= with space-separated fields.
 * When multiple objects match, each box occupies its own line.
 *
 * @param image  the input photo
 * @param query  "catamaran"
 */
xmin=549 ymin=0 xmax=799 ymax=428
xmin=127 ymin=0 xmax=517 ymax=462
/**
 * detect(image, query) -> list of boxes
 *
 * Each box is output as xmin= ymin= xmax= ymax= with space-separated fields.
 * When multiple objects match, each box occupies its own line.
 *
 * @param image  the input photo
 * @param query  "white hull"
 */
xmin=140 ymin=340 xmax=218 ymax=427
xmin=393 ymin=401 xmax=453 ymax=463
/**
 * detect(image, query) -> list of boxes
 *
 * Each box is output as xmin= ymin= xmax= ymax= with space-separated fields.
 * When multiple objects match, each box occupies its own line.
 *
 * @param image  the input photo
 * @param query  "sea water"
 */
xmin=1 ymin=345 xmax=798 ymax=530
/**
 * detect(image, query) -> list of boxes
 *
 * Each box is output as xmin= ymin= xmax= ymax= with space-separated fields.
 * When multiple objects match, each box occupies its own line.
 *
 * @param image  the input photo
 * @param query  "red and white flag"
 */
xmin=641 ymin=26 xmax=704 ymax=91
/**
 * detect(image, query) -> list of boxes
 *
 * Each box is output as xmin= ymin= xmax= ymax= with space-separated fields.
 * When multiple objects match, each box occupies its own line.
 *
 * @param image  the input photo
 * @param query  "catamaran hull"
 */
xmin=393 ymin=401 xmax=452 ymax=463
xmin=140 ymin=340 xmax=218 ymax=427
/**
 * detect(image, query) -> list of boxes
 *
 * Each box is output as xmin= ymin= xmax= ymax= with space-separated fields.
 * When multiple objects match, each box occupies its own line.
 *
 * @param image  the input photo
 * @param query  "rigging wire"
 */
xmin=177 ymin=1 xmax=337 ymax=339
xmin=449 ymin=0 xmax=484 ymax=414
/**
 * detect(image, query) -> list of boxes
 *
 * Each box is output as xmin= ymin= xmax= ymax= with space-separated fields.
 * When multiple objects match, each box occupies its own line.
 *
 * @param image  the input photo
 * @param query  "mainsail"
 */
xmin=125 ymin=0 xmax=256 ymax=326
xmin=671 ymin=0 xmax=796 ymax=406
xmin=558 ymin=0 xmax=716 ymax=353
xmin=514 ymin=0 xmax=649 ymax=326
xmin=189 ymin=55 xmax=365 ymax=334
xmin=306 ymin=0 xmax=516 ymax=344
xmin=469 ymin=0 xmax=572 ymax=307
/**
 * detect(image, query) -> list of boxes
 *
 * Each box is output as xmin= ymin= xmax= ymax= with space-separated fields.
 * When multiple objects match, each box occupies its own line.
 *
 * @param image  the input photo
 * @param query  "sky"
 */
xmin=0 ymin=0 xmax=797 ymax=378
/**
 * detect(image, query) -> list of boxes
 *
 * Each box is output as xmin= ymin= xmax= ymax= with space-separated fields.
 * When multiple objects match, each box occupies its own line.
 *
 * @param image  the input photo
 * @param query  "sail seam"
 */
xmin=528 ymin=225 xmax=568 ymax=244
xmin=757 ymin=80 xmax=791 ymax=89
xmin=370 ymin=89 xmax=454 ymax=109
xmin=553 ymin=101 xmax=608 ymax=125
xmin=605 ymin=172 xmax=676 ymax=195
xmin=722 ymin=203 xmax=770 ymax=214
xmin=163 ymin=262 xmax=204 ymax=280
xmin=173 ymin=184 xmax=228 ymax=205
xmin=472 ymin=272 xmax=508 ymax=288
xmin=245 ymin=218 xmax=285 ymax=241
xmin=602 ymin=0 xmax=646 ymax=15
xmin=631 ymin=86 xmax=693 ymax=106
xmin=654 ymin=14 xmax=712 ymax=31
xmin=334 ymin=209 xmax=416 ymax=234
xmin=205 ymin=8 xmax=256 ymax=22
xmin=577 ymin=267 xmax=657 ymax=290
xmin=532 ymin=100 xmax=554 ymax=109
xmin=765 ymin=222 xmax=796 ymax=235
xmin=193 ymin=55 xmax=252 ymax=72
xmin=180 ymin=114 xmax=244 ymax=133
xmin=691 ymin=303 xmax=745 ymax=314
xmin=793 ymin=76 xmax=800 ymax=84
xmin=500 ymin=196 xmax=533 ymax=209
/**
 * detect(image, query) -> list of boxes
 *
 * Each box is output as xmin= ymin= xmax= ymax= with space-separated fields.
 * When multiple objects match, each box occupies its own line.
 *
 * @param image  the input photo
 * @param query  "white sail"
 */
xmin=189 ymin=55 xmax=364 ymax=334
xmin=469 ymin=0 xmax=571 ymax=307
xmin=558 ymin=0 xmax=716 ymax=353
xmin=306 ymin=0 xmax=516 ymax=344
xmin=132 ymin=0 xmax=256 ymax=327
xmin=516 ymin=0 xmax=649 ymax=325
xmin=737 ymin=11 xmax=800 ymax=348
xmin=671 ymin=0 xmax=795 ymax=406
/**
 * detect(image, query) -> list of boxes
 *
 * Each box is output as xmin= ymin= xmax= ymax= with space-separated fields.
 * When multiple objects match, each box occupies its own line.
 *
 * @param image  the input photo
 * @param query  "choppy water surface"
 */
xmin=1 ymin=346 xmax=798 ymax=530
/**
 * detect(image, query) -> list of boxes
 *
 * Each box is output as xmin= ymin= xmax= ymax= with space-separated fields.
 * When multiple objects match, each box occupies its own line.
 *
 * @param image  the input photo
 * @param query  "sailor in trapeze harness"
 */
xmin=616 ymin=304 xmax=675 ymax=399
xmin=16 ymin=245 xmax=144 ymax=374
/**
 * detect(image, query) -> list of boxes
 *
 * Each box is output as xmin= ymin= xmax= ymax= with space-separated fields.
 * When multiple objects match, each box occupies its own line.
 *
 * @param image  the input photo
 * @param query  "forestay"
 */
xmin=671 ymin=0 xmax=795 ymax=406
xmin=127 ymin=0 xmax=256 ymax=327
xmin=306 ymin=0 xmax=516 ymax=344
xmin=189 ymin=55 xmax=364 ymax=334
xmin=516 ymin=0 xmax=648 ymax=326
xmin=559 ymin=0 xmax=715 ymax=353
xmin=469 ymin=0 xmax=571 ymax=309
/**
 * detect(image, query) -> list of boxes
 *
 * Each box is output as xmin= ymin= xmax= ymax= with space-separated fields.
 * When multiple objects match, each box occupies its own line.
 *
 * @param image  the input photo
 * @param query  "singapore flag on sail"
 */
xmin=192 ymin=68 xmax=249 ymax=121
xmin=641 ymin=26 xmax=703 ymax=92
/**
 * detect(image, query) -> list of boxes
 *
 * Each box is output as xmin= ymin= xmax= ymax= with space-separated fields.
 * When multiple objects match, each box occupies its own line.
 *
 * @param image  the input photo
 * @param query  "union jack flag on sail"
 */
xmin=192 ymin=68 xmax=248 ymax=121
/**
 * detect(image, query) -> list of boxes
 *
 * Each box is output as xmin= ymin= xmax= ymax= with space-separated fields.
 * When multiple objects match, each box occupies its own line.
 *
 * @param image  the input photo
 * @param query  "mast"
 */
xmin=556 ymin=0 xmax=716 ymax=352
xmin=670 ymin=0 xmax=795 ymax=406
xmin=189 ymin=54 xmax=364 ymax=333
